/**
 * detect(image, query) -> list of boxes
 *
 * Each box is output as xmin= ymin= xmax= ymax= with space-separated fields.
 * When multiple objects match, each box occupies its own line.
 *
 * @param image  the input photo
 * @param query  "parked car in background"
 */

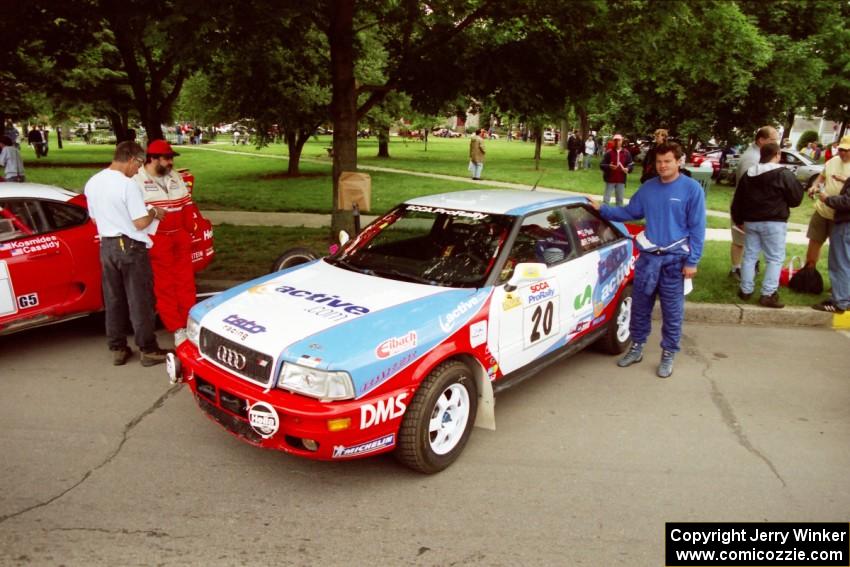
xmin=1 ymin=180 xmax=214 ymax=336
xmin=542 ymin=130 xmax=556 ymax=144
xmin=169 ymin=189 xmax=639 ymax=473
xmin=718 ymin=149 xmax=824 ymax=188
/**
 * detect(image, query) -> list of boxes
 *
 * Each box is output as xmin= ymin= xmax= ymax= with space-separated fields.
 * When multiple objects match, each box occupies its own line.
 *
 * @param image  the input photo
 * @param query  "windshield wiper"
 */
xmin=374 ymin=268 xmax=442 ymax=286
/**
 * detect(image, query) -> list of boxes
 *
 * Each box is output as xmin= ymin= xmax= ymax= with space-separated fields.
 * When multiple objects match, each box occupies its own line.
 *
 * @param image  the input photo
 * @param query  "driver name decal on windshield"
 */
xmin=406 ymin=205 xmax=487 ymax=220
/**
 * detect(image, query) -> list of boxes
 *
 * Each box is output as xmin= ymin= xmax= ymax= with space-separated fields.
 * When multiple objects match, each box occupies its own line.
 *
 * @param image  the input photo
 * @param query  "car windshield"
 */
xmin=326 ymin=204 xmax=515 ymax=288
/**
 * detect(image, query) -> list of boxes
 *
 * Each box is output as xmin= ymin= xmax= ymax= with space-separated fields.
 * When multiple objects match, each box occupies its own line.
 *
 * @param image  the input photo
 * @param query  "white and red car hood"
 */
xmin=191 ymin=260 xmax=491 ymax=397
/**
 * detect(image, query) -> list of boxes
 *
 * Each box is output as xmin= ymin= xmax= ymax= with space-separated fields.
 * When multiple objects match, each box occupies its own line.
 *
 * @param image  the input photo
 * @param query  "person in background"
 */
xmin=730 ymin=142 xmax=804 ymax=309
xmin=640 ymin=128 xmax=668 ymax=183
xmin=0 ymin=135 xmax=25 ymax=181
xmin=27 ymin=126 xmax=45 ymax=158
xmin=583 ymin=135 xmax=596 ymax=170
xmin=132 ymin=139 xmax=197 ymax=344
xmin=824 ymin=140 xmax=839 ymax=162
xmin=813 ymin=176 xmax=850 ymax=314
xmin=84 ymin=141 xmax=170 ymax=367
xmin=599 ymin=133 xmax=634 ymax=206
xmin=567 ymin=130 xmax=582 ymax=171
xmin=468 ymin=128 xmax=486 ymax=180
xmin=594 ymin=142 xmax=705 ymax=378
xmin=803 ymin=135 xmax=850 ymax=269
xmin=730 ymin=126 xmax=779 ymax=280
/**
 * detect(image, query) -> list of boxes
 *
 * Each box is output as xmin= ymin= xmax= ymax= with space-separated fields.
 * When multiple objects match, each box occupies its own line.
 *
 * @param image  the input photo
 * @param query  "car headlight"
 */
xmin=277 ymin=362 xmax=355 ymax=401
xmin=186 ymin=316 xmax=201 ymax=346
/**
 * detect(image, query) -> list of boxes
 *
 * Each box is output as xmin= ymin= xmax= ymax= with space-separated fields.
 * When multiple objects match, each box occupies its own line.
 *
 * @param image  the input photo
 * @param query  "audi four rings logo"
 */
xmin=216 ymin=345 xmax=247 ymax=370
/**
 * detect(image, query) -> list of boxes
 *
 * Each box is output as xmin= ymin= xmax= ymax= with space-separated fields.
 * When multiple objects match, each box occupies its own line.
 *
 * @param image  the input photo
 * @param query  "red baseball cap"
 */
xmin=146 ymin=139 xmax=180 ymax=157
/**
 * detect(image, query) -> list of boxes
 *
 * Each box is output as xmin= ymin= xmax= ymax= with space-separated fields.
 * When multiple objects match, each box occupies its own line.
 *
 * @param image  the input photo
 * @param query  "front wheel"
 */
xmin=596 ymin=286 xmax=632 ymax=354
xmin=270 ymin=247 xmax=318 ymax=273
xmin=396 ymin=360 xmax=477 ymax=474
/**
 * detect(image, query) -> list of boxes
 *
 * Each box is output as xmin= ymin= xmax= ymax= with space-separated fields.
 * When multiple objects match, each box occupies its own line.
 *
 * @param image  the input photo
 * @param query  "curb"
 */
xmin=197 ymin=278 xmax=834 ymax=329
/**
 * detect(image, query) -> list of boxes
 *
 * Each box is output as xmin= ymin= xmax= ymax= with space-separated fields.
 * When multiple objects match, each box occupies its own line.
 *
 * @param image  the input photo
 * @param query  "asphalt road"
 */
xmin=1 ymin=318 xmax=848 ymax=566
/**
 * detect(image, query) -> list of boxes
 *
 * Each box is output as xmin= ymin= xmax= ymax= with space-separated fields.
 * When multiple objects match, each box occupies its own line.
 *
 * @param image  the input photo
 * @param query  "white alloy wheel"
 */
xmin=428 ymin=383 xmax=471 ymax=455
xmin=616 ymin=296 xmax=632 ymax=343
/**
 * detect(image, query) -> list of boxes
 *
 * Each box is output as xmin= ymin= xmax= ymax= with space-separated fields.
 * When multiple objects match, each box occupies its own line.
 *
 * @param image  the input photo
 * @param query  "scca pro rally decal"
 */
xmin=0 ymin=235 xmax=59 ymax=256
xmin=361 ymin=393 xmax=408 ymax=429
xmin=274 ymin=285 xmax=370 ymax=322
xmin=333 ymin=434 xmax=395 ymax=459
xmin=375 ymin=332 xmax=417 ymax=359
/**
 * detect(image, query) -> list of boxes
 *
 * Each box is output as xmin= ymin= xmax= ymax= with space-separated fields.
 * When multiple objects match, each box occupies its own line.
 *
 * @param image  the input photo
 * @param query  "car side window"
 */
xmin=781 ymin=153 xmax=798 ymax=165
xmin=0 ymin=200 xmax=40 ymax=242
xmin=499 ymin=207 xmax=576 ymax=282
xmin=41 ymin=201 xmax=89 ymax=231
xmin=565 ymin=205 xmax=621 ymax=253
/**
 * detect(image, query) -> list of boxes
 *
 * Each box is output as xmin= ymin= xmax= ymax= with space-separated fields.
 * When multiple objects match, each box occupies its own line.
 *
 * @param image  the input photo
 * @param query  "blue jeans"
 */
xmin=828 ymin=222 xmax=850 ymax=309
xmin=604 ymin=183 xmax=625 ymax=206
xmin=741 ymin=221 xmax=786 ymax=296
xmin=470 ymin=161 xmax=483 ymax=179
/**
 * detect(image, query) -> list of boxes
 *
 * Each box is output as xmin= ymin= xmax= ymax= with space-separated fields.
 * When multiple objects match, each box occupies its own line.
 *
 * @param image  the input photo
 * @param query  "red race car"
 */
xmin=0 ymin=178 xmax=214 ymax=336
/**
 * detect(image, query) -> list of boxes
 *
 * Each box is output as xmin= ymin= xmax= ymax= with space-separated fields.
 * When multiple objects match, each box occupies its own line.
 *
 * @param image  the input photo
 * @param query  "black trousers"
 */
xmin=567 ymin=150 xmax=577 ymax=170
xmin=99 ymin=237 xmax=158 ymax=352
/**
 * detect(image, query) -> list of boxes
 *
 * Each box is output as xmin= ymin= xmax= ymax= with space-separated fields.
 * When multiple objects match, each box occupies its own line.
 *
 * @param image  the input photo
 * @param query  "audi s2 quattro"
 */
xmin=169 ymin=190 xmax=638 ymax=473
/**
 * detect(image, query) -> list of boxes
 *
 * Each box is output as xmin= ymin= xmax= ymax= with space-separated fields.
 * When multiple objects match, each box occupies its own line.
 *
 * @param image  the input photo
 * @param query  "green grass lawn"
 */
xmin=207 ymin=225 xmax=831 ymax=307
xmin=19 ymin=138 xmax=818 ymax=225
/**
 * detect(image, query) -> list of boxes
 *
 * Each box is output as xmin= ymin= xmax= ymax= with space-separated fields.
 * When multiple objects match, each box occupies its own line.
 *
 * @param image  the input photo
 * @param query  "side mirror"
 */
xmin=338 ymin=230 xmax=350 ymax=246
xmin=505 ymin=262 xmax=547 ymax=292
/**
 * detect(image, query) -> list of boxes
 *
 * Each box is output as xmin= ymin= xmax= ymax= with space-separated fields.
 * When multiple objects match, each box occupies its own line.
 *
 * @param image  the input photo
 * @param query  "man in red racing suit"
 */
xmin=133 ymin=139 xmax=196 ymax=341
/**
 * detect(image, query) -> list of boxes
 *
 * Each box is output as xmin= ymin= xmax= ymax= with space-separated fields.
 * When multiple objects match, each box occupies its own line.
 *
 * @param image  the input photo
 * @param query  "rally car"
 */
xmin=0 ymin=181 xmax=214 ymax=336
xmin=169 ymin=190 xmax=637 ymax=473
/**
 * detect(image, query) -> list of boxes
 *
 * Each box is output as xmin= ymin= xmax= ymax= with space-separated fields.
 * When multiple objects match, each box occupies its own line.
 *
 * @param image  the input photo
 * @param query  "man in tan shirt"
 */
xmin=804 ymin=135 xmax=850 ymax=268
xmin=468 ymin=128 xmax=486 ymax=180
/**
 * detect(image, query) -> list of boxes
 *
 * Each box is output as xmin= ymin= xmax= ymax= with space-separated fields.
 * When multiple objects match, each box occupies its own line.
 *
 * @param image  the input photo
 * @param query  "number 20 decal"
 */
xmin=530 ymin=302 xmax=554 ymax=343
xmin=524 ymin=298 xmax=559 ymax=347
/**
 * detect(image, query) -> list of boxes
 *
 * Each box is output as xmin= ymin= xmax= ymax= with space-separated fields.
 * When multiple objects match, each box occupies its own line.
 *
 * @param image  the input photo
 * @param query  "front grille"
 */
xmin=196 ymin=394 xmax=262 ymax=445
xmin=200 ymin=328 xmax=274 ymax=384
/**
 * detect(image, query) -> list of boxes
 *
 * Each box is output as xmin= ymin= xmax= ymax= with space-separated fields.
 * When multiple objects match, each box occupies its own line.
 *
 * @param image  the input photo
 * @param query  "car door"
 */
xmin=491 ymin=207 xmax=595 ymax=375
xmin=0 ymin=198 xmax=76 ymax=325
xmin=564 ymin=204 xmax=632 ymax=333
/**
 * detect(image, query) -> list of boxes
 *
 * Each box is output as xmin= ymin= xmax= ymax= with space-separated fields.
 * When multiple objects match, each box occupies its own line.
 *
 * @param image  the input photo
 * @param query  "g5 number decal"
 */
xmin=17 ymin=293 xmax=39 ymax=309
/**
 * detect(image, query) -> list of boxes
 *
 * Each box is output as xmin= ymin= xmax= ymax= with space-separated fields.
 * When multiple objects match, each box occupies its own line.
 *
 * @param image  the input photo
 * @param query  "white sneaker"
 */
xmin=174 ymin=328 xmax=188 ymax=346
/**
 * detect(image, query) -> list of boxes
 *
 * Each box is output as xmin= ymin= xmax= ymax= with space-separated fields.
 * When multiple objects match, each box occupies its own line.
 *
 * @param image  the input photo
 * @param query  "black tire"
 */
xmin=596 ymin=285 xmax=632 ymax=354
xmin=396 ymin=360 xmax=478 ymax=474
xmin=270 ymin=247 xmax=318 ymax=273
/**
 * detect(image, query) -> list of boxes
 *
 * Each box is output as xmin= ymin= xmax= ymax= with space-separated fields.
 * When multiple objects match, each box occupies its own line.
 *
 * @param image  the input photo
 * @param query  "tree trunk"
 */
xmin=377 ymin=127 xmax=390 ymax=157
xmin=106 ymin=111 xmax=130 ymax=143
xmin=782 ymin=108 xmax=795 ymax=146
xmin=328 ymin=0 xmax=357 ymax=235
xmin=285 ymin=129 xmax=307 ymax=176
xmin=534 ymin=125 xmax=542 ymax=170
xmin=577 ymin=105 xmax=589 ymax=140
xmin=560 ymin=118 xmax=568 ymax=151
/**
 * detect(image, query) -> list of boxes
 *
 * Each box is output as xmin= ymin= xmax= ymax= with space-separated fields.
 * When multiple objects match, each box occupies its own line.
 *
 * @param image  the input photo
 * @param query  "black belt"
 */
xmin=101 ymin=235 xmax=146 ymax=248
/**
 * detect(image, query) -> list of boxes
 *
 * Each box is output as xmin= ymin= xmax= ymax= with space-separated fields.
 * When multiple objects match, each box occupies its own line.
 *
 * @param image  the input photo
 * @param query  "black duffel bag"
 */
xmin=788 ymin=266 xmax=824 ymax=294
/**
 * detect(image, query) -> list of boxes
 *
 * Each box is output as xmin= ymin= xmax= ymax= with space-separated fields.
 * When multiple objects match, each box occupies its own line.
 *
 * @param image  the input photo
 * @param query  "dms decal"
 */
xmin=275 ymin=285 xmax=371 ymax=322
xmin=248 ymin=402 xmax=279 ymax=439
xmin=0 ymin=235 xmax=59 ymax=255
xmin=361 ymin=393 xmax=408 ymax=429
xmin=526 ymin=279 xmax=556 ymax=306
xmin=439 ymin=294 xmax=484 ymax=333
xmin=333 ymin=434 xmax=395 ymax=458
xmin=375 ymin=331 xmax=417 ymax=359
xmin=360 ymin=350 xmax=418 ymax=394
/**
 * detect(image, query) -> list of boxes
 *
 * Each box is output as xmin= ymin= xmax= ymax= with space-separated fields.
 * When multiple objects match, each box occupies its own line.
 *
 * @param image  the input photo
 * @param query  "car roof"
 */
xmin=0 ymin=183 xmax=79 ymax=202
xmin=405 ymin=189 xmax=588 ymax=216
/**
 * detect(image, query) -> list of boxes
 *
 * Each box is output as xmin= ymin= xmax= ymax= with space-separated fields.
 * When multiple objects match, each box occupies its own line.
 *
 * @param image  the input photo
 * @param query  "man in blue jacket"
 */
xmin=593 ymin=142 xmax=706 ymax=378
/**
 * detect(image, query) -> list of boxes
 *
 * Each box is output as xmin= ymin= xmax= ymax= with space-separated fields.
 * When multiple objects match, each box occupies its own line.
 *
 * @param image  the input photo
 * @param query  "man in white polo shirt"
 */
xmin=84 ymin=141 xmax=170 ymax=367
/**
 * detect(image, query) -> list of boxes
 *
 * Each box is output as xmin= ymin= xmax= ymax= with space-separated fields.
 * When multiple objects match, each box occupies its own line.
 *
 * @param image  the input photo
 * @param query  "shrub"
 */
xmin=796 ymin=130 xmax=820 ymax=151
